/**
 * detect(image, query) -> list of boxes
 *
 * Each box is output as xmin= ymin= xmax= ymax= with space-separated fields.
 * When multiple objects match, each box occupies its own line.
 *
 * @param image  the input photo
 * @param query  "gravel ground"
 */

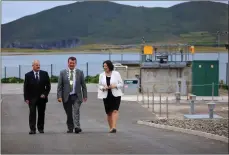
xmin=148 ymin=119 xmax=228 ymax=138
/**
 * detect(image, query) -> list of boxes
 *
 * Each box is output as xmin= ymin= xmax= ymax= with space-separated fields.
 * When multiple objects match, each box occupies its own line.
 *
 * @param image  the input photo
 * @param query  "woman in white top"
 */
xmin=98 ymin=60 xmax=123 ymax=133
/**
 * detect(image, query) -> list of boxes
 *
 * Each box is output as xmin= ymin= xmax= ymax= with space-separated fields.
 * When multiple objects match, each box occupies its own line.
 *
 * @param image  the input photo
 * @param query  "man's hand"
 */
xmin=57 ymin=98 xmax=62 ymax=102
xmin=40 ymin=94 xmax=45 ymax=98
xmin=83 ymin=98 xmax=87 ymax=102
xmin=109 ymin=84 xmax=117 ymax=89
xmin=25 ymin=100 xmax=29 ymax=104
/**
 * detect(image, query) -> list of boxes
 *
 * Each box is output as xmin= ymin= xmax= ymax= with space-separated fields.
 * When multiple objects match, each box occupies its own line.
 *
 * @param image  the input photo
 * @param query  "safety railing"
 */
xmin=135 ymin=82 xmax=228 ymax=119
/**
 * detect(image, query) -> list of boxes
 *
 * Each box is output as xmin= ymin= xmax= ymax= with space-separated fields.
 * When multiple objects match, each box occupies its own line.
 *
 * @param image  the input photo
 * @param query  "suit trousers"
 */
xmin=63 ymin=94 xmax=81 ymax=130
xmin=29 ymin=98 xmax=46 ymax=131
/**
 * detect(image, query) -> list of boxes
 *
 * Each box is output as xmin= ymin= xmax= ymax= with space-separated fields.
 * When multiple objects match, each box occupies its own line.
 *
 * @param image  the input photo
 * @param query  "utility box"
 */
xmin=123 ymin=79 xmax=139 ymax=95
xmin=192 ymin=60 xmax=219 ymax=96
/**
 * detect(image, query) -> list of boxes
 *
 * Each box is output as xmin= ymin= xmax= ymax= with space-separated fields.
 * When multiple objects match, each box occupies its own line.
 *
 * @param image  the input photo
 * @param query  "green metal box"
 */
xmin=192 ymin=60 xmax=219 ymax=96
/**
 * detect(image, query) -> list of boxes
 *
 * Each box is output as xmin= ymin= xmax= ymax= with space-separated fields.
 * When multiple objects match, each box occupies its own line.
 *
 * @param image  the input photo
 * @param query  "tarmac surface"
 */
xmin=1 ymin=93 xmax=228 ymax=154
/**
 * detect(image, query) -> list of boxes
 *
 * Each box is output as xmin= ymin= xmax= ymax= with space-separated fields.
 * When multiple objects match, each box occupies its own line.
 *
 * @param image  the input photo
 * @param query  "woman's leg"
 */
xmin=111 ymin=97 xmax=121 ymax=130
xmin=111 ymin=110 xmax=119 ymax=129
xmin=104 ymin=99 xmax=112 ymax=130
xmin=107 ymin=112 xmax=112 ymax=130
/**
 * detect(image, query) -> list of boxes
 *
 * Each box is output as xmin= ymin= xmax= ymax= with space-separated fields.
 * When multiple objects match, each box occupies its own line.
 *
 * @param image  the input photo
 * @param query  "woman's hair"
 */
xmin=103 ymin=60 xmax=114 ymax=71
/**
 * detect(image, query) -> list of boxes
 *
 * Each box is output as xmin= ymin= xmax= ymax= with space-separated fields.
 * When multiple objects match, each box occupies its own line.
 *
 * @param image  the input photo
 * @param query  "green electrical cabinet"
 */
xmin=192 ymin=60 xmax=219 ymax=96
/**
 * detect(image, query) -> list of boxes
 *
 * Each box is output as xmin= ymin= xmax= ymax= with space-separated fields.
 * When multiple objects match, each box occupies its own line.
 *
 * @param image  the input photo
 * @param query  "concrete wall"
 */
xmin=141 ymin=67 xmax=192 ymax=95
xmin=115 ymin=66 xmax=140 ymax=80
xmin=115 ymin=65 xmax=192 ymax=95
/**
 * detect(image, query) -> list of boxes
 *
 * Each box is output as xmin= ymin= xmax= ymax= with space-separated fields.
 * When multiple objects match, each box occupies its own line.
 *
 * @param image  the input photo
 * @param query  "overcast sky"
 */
xmin=2 ymin=1 xmax=228 ymax=24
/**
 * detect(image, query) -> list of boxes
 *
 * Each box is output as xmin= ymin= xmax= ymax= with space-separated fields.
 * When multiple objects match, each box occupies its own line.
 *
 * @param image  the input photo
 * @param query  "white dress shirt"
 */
xmin=33 ymin=70 xmax=39 ymax=80
xmin=68 ymin=68 xmax=76 ymax=95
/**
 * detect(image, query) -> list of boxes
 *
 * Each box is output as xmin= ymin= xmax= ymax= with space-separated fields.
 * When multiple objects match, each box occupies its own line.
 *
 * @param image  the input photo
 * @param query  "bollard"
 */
xmin=159 ymin=93 xmax=162 ymax=116
xmin=147 ymin=88 xmax=149 ymax=108
xmin=152 ymin=92 xmax=154 ymax=112
xmin=207 ymin=102 xmax=216 ymax=119
xmin=189 ymin=94 xmax=196 ymax=114
xmin=175 ymin=92 xmax=180 ymax=104
xmin=166 ymin=97 xmax=169 ymax=119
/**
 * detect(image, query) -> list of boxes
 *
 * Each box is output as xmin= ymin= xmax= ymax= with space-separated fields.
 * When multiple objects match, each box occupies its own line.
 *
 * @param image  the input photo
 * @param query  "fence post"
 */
xmin=137 ymin=87 xmax=139 ymax=103
xmin=159 ymin=93 xmax=162 ymax=117
xmin=147 ymin=88 xmax=149 ymax=108
xmin=19 ymin=65 xmax=21 ymax=79
xmin=142 ymin=88 xmax=144 ymax=104
xmin=4 ymin=67 xmax=6 ymax=79
xmin=50 ymin=64 xmax=53 ymax=77
xmin=86 ymin=62 xmax=89 ymax=82
xmin=166 ymin=97 xmax=169 ymax=119
xmin=152 ymin=92 xmax=154 ymax=113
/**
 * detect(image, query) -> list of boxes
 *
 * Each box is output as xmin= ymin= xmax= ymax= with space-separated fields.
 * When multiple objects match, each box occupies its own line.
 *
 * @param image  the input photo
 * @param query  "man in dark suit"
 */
xmin=23 ymin=60 xmax=51 ymax=134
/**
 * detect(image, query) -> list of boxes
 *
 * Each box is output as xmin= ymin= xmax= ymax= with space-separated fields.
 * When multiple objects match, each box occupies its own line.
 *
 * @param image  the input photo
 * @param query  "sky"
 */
xmin=1 ymin=1 xmax=228 ymax=24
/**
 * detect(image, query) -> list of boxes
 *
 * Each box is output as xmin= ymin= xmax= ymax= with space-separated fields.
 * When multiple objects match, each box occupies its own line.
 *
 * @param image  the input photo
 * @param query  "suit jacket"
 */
xmin=57 ymin=68 xmax=87 ymax=103
xmin=23 ymin=70 xmax=51 ymax=103
xmin=97 ymin=71 xmax=123 ymax=99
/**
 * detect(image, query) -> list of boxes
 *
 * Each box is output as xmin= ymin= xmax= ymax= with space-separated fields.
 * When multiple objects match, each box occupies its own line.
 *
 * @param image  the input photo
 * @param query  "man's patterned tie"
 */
xmin=70 ymin=70 xmax=73 ymax=91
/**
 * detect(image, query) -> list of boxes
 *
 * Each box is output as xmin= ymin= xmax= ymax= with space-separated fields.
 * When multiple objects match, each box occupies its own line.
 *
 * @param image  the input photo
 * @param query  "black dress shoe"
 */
xmin=75 ymin=128 xmax=81 ymax=133
xmin=29 ymin=131 xmax=36 ymax=134
xmin=67 ymin=130 xmax=73 ymax=133
xmin=38 ymin=130 xmax=44 ymax=133
xmin=109 ymin=128 xmax=117 ymax=133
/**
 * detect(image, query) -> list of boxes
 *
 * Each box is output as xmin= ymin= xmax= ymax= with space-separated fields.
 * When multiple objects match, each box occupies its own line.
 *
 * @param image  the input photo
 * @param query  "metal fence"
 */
xmin=1 ymin=62 xmax=228 ymax=85
xmin=1 ymin=62 xmax=103 ymax=79
xmin=135 ymin=82 xmax=228 ymax=119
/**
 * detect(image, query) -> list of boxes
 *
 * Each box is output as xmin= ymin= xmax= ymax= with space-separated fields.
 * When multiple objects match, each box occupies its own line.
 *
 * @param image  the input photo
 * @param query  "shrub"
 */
xmin=1 ymin=77 xmax=24 ymax=83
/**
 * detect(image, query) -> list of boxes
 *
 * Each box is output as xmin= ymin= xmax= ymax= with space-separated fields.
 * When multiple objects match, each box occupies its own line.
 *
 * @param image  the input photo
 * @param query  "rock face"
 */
xmin=2 ymin=38 xmax=81 ymax=49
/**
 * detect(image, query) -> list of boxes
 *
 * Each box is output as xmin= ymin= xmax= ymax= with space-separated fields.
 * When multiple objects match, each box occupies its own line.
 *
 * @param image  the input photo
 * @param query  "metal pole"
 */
xmin=121 ymin=50 xmax=123 ymax=63
xmin=217 ymin=33 xmax=220 ymax=47
xmin=86 ymin=62 xmax=89 ymax=82
xmin=212 ymin=82 xmax=214 ymax=101
xmin=19 ymin=65 xmax=21 ymax=79
xmin=50 ymin=64 xmax=53 ymax=77
xmin=209 ymin=108 xmax=214 ymax=119
xmin=147 ymin=88 xmax=149 ymax=108
xmin=4 ymin=67 xmax=6 ymax=79
xmin=142 ymin=89 xmax=144 ymax=104
xmin=152 ymin=92 xmax=154 ymax=112
xmin=226 ymin=63 xmax=228 ymax=85
xmin=166 ymin=97 xmax=168 ymax=119
xmin=109 ymin=50 xmax=111 ymax=60
xmin=137 ymin=87 xmax=139 ymax=103
xmin=159 ymin=93 xmax=161 ymax=116
xmin=190 ymin=100 xmax=195 ymax=114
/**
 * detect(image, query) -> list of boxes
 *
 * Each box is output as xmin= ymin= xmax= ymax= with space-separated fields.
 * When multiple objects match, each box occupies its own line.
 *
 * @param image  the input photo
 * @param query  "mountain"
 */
xmin=1 ymin=1 xmax=228 ymax=49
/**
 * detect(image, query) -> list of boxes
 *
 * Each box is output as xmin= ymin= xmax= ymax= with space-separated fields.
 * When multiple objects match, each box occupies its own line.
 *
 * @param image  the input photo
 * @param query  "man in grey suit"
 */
xmin=57 ymin=56 xmax=87 ymax=134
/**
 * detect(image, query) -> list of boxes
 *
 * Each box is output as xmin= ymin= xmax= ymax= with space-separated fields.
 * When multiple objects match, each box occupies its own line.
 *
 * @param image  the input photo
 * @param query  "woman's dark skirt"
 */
xmin=103 ymin=91 xmax=121 ymax=114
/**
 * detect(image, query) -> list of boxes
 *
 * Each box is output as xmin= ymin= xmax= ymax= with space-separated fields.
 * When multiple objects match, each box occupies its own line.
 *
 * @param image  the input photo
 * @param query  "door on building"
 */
xmin=192 ymin=60 xmax=219 ymax=96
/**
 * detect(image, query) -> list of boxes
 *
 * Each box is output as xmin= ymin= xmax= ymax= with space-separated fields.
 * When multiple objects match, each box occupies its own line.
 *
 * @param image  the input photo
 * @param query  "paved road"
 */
xmin=1 ymin=93 xmax=228 ymax=154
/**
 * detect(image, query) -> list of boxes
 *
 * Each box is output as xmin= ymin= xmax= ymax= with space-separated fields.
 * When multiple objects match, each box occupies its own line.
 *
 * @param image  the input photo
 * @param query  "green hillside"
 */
xmin=1 ymin=1 xmax=228 ymax=47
